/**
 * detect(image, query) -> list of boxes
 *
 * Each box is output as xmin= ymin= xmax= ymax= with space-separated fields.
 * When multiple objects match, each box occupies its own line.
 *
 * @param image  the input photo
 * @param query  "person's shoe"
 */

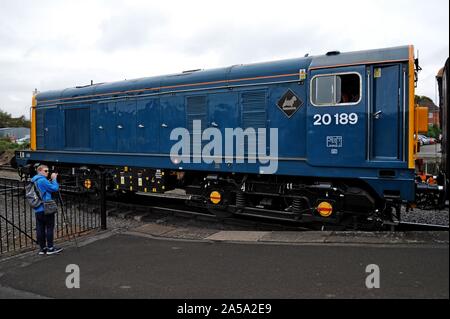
xmin=38 ymin=247 xmax=47 ymax=255
xmin=46 ymin=247 xmax=63 ymax=255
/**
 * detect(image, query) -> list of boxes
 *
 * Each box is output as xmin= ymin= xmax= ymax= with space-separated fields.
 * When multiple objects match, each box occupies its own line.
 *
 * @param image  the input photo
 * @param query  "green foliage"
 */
xmin=0 ymin=109 xmax=31 ymax=128
xmin=0 ymin=138 xmax=22 ymax=152
xmin=427 ymin=124 xmax=441 ymax=139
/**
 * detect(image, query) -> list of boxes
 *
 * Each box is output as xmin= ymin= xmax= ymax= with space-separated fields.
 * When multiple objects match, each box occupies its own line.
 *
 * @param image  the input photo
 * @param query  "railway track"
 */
xmin=104 ymin=190 xmax=450 ymax=232
xmin=106 ymin=194 xmax=312 ymax=232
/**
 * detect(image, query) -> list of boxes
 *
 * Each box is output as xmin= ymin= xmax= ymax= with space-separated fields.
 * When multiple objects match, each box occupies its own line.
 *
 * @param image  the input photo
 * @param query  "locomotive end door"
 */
xmin=307 ymin=66 xmax=366 ymax=167
xmin=369 ymin=64 xmax=403 ymax=162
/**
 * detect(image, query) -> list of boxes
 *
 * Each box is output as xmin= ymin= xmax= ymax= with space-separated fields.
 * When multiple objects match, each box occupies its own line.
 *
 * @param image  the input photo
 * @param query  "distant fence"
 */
xmin=0 ymin=177 xmax=102 ymax=256
xmin=416 ymin=159 xmax=441 ymax=176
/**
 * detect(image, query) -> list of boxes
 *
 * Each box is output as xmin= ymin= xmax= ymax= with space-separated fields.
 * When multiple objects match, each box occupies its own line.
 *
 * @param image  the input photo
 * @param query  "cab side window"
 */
xmin=311 ymin=73 xmax=361 ymax=106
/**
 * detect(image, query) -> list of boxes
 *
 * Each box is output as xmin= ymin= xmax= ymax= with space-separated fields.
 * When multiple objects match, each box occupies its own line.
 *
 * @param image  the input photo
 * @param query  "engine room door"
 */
xmin=370 ymin=64 xmax=403 ymax=161
xmin=116 ymin=100 xmax=137 ymax=153
xmin=136 ymin=99 xmax=160 ymax=153
xmin=92 ymin=102 xmax=117 ymax=152
xmin=44 ymin=107 xmax=59 ymax=150
xmin=160 ymin=96 xmax=185 ymax=154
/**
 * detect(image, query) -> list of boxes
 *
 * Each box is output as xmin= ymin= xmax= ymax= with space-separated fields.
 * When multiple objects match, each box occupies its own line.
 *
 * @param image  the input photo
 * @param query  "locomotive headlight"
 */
xmin=84 ymin=179 xmax=92 ymax=189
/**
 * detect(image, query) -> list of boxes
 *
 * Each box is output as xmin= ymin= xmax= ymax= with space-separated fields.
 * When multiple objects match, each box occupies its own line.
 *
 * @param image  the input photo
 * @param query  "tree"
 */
xmin=0 ymin=109 xmax=31 ymax=128
xmin=428 ymin=124 xmax=441 ymax=139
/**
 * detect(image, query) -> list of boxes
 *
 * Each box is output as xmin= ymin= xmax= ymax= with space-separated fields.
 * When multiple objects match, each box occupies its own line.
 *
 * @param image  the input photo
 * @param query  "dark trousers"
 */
xmin=35 ymin=213 xmax=55 ymax=249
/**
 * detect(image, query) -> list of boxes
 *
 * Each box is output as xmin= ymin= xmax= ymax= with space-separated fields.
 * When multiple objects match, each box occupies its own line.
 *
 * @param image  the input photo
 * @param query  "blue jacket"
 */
xmin=31 ymin=175 xmax=59 ymax=213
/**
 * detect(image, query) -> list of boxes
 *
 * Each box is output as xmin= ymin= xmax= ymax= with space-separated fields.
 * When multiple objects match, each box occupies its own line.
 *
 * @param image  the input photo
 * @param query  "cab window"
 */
xmin=311 ymin=73 xmax=361 ymax=106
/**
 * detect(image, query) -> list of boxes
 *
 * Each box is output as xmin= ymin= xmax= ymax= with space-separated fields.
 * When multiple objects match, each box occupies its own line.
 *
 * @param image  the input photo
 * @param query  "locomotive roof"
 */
xmin=309 ymin=45 xmax=410 ymax=69
xmin=36 ymin=45 xmax=412 ymax=106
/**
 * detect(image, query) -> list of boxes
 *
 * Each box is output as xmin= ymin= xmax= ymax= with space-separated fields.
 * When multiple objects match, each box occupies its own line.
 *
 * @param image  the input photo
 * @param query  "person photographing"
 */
xmin=31 ymin=165 xmax=63 ymax=255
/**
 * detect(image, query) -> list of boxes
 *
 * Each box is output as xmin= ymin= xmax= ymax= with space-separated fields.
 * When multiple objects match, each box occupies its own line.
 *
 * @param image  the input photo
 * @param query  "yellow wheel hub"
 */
xmin=210 ymin=191 xmax=222 ymax=205
xmin=317 ymin=201 xmax=333 ymax=217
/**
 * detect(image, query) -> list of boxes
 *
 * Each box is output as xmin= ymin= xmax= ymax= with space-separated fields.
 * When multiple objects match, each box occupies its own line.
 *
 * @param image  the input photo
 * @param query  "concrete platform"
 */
xmin=206 ymin=231 xmax=271 ymax=242
xmin=131 ymin=222 xmax=449 ymax=245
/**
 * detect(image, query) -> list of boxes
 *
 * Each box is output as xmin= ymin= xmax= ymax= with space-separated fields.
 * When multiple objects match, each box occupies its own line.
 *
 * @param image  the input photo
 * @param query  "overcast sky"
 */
xmin=0 ymin=0 xmax=448 ymax=118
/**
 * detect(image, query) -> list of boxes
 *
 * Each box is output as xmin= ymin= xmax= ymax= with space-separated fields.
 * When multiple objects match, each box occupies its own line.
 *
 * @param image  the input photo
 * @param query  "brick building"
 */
xmin=415 ymin=96 xmax=440 ymax=127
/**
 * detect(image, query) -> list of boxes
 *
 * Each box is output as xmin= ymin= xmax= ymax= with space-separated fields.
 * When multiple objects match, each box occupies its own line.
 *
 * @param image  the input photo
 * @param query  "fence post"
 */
xmin=100 ymin=171 xmax=107 ymax=230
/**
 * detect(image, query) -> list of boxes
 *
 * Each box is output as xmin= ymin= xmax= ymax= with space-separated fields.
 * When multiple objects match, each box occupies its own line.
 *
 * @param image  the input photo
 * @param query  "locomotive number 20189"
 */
xmin=313 ymin=113 xmax=358 ymax=126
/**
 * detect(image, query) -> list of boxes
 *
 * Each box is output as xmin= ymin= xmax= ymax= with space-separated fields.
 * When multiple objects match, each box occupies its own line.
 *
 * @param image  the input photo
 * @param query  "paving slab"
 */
xmin=131 ymin=223 xmax=449 ymax=245
xmin=260 ymin=231 xmax=331 ymax=243
xmin=161 ymin=227 xmax=219 ymax=240
xmin=205 ymin=231 xmax=270 ymax=242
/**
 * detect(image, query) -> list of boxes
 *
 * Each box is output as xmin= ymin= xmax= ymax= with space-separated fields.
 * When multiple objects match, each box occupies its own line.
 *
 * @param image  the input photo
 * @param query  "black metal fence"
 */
xmin=0 ymin=177 xmax=103 ymax=256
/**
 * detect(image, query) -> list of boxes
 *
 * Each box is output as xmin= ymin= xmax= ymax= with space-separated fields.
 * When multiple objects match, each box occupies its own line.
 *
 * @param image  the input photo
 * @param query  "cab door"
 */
xmin=369 ymin=64 xmax=403 ymax=161
xmin=306 ymin=66 xmax=366 ymax=167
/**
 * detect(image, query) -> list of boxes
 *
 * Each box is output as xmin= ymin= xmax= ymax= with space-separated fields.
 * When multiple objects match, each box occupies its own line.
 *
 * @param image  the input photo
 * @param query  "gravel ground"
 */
xmin=0 ymin=169 xmax=21 ymax=181
xmin=106 ymin=215 xmax=145 ymax=230
xmin=400 ymin=205 xmax=449 ymax=226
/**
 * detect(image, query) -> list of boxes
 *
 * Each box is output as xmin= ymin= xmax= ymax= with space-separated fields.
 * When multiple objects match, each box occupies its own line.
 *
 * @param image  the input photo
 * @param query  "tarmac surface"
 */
xmin=0 ymin=225 xmax=448 ymax=299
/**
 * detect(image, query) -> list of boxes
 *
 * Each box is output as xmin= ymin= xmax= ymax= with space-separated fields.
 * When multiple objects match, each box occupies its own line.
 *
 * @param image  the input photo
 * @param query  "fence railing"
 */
xmin=0 ymin=177 xmax=103 ymax=256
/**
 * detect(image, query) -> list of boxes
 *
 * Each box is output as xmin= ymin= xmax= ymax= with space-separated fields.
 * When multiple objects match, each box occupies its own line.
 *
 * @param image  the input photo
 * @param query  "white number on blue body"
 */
xmin=313 ymin=113 xmax=358 ymax=126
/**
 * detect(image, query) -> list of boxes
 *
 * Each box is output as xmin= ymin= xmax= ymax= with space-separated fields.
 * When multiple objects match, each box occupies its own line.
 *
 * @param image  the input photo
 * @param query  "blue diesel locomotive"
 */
xmin=14 ymin=45 xmax=447 ymax=228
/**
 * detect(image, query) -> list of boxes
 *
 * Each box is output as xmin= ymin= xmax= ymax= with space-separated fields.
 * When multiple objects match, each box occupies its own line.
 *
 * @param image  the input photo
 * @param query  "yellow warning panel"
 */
xmin=374 ymin=68 xmax=382 ymax=78
xmin=415 ymin=106 xmax=428 ymax=134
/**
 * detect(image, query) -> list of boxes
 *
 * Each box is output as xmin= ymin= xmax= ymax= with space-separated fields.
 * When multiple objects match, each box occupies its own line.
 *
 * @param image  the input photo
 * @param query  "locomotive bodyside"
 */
xmin=15 ymin=45 xmax=426 ymax=227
